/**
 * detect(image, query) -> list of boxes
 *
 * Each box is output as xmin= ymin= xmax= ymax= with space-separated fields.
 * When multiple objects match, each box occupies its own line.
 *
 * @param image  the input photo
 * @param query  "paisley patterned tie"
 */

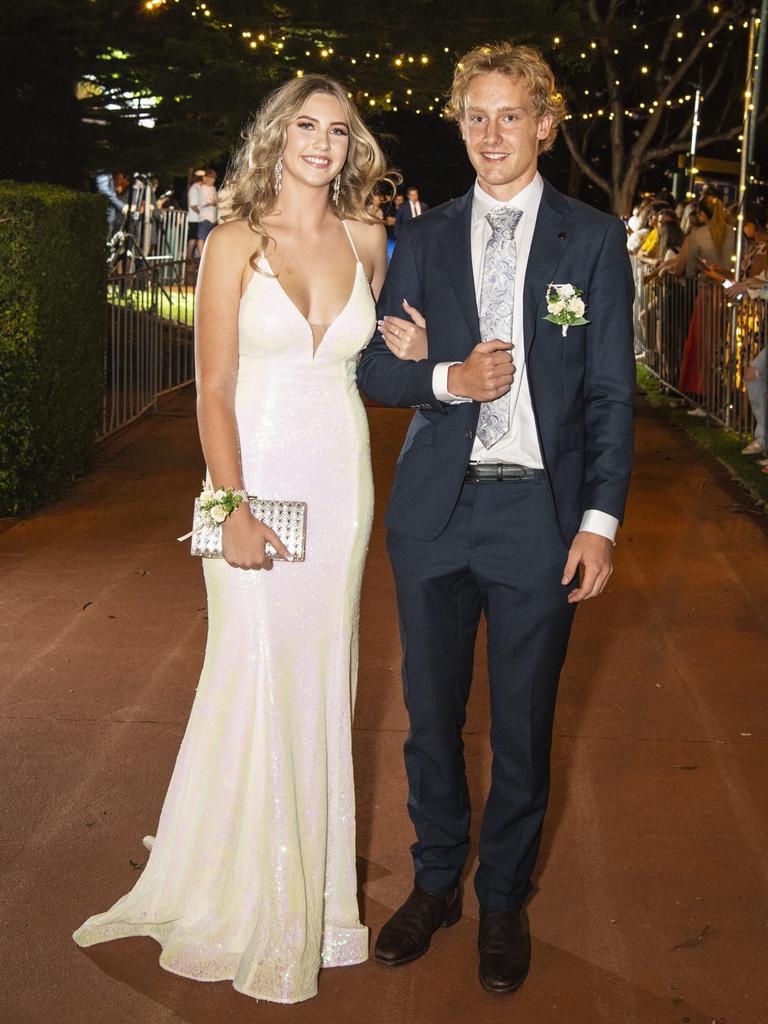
xmin=476 ymin=206 xmax=523 ymax=449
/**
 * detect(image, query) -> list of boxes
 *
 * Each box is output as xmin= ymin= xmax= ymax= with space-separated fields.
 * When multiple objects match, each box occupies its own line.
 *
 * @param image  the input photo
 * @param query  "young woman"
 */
xmin=726 ymin=204 xmax=768 ymax=458
xmin=74 ymin=75 xmax=398 ymax=1004
xmin=674 ymin=193 xmax=736 ymax=398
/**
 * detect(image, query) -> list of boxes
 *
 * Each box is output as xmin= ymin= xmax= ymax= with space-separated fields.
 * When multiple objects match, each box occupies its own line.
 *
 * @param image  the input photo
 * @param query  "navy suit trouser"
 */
xmin=387 ymin=475 xmax=577 ymax=911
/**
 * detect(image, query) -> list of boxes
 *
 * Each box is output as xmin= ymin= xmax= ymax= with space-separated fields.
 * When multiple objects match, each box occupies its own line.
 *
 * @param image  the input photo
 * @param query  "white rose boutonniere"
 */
xmin=544 ymin=283 xmax=589 ymax=336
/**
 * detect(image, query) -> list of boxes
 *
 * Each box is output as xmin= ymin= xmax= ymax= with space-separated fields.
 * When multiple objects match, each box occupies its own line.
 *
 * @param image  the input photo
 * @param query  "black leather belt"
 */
xmin=465 ymin=463 xmax=545 ymax=482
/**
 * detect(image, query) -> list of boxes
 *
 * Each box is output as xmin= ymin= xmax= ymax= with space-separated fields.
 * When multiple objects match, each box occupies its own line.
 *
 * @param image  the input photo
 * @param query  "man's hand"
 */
xmin=378 ymin=300 xmax=428 ymax=360
xmin=447 ymin=340 xmax=515 ymax=401
xmin=562 ymin=531 xmax=613 ymax=603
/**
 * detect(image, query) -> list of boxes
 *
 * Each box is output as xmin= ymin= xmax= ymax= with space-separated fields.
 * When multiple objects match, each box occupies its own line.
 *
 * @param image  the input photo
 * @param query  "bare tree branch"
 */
xmin=628 ymin=13 xmax=730 ymax=166
xmin=560 ymin=121 xmax=612 ymax=195
xmin=646 ymin=125 xmax=740 ymax=161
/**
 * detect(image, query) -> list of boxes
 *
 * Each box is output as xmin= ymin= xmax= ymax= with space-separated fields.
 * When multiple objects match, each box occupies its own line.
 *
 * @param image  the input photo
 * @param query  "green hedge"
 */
xmin=0 ymin=181 xmax=107 ymax=515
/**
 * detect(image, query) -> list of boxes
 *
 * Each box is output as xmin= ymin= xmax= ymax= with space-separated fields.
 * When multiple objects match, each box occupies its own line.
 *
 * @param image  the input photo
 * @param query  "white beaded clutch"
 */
xmin=188 ymin=496 xmax=307 ymax=562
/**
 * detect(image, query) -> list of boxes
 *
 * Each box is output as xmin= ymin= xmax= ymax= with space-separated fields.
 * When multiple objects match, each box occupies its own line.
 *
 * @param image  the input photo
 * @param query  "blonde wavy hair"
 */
xmin=700 ymin=193 xmax=729 ymax=250
xmin=444 ymin=43 xmax=567 ymax=154
xmin=221 ymin=74 xmax=396 ymax=269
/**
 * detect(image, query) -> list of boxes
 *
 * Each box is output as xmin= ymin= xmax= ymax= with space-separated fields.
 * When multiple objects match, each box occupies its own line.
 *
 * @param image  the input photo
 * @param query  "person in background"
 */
xmin=724 ymin=203 xmax=768 ymax=458
xmin=673 ymin=191 xmax=736 ymax=405
xmin=94 ymin=170 xmax=128 ymax=238
xmin=150 ymin=177 xmax=171 ymax=212
xmin=679 ymin=199 xmax=703 ymax=237
xmin=395 ymin=185 xmax=428 ymax=236
xmin=195 ymin=169 xmax=219 ymax=249
xmin=636 ymin=201 xmax=676 ymax=264
xmin=383 ymin=192 xmax=403 ymax=239
xmin=626 ymin=199 xmax=653 ymax=254
xmin=366 ymin=191 xmax=386 ymax=220
xmin=640 ymin=210 xmax=685 ymax=380
xmin=186 ymin=169 xmax=205 ymax=260
xmin=646 ymin=211 xmax=684 ymax=278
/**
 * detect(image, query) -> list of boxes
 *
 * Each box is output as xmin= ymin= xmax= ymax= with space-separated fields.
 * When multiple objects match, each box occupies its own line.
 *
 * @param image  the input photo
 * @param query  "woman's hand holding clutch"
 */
xmin=222 ymin=503 xmax=291 ymax=570
xmin=377 ymin=300 xmax=428 ymax=360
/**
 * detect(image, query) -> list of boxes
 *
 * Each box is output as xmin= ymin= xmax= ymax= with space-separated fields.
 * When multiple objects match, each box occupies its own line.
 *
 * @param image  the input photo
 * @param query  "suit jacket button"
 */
xmin=465 ymin=430 xmax=474 ymax=440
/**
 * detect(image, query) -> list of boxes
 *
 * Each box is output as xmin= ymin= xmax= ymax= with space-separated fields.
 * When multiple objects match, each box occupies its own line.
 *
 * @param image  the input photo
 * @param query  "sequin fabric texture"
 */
xmin=73 ymin=224 xmax=376 ymax=1003
xmin=476 ymin=206 xmax=523 ymax=449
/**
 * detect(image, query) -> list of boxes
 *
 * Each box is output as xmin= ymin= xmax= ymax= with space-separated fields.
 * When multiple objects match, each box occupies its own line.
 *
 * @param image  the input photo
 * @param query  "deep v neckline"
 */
xmin=253 ymin=220 xmax=364 ymax=360
xmin=260 ymin=256 xmax=363 ymax=359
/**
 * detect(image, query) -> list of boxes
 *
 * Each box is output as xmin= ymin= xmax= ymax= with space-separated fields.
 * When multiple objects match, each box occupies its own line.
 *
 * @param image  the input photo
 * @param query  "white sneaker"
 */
xmin=741 ymin=439 xmax=764 ymax=455
xmin=686 ymin=407 xmax=707 ymax=417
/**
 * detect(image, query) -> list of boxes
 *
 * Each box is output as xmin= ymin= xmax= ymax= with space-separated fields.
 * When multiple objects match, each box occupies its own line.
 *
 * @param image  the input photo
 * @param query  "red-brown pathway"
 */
xmin=1 ymin=388 xmax=767 ymax=1024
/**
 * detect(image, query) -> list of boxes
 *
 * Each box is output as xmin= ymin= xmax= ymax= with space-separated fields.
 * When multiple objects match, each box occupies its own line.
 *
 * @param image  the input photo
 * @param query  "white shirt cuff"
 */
xmin=579 ymin=509 xmax=619 ymax=543
xmin=432 ymin=362 xmax=471 ymax=404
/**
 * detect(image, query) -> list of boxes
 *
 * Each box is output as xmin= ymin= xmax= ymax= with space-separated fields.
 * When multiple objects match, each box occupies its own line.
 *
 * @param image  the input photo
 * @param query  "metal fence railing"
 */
xmin=632 ymin=257 xmax=768 ymax=452
xmin=102 ymin=259 xmax=196 ymax=440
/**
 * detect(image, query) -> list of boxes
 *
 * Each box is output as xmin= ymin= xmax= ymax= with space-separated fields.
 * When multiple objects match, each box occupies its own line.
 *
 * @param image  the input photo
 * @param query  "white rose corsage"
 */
xmin=198 ymin=486 xmax=246 ymax=528
xmin=543 ymin=283 xmax=589 ymax=336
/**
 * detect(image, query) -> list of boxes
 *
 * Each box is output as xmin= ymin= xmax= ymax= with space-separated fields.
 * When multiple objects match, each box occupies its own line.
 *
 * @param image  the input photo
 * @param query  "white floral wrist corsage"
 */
xmin=198 ymin=486 xmax=247 ymax=527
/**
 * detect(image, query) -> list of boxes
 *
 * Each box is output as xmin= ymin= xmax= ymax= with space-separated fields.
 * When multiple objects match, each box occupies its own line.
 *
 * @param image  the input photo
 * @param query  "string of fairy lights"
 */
xmin=141 ymin=0 xmax=755 ymax=123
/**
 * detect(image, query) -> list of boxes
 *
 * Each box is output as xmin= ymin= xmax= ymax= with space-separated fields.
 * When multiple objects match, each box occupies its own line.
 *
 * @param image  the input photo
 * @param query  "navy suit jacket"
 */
xmin=395 ymin=199 xmax=429 ymax=235
xmin=356 ymin=178 xmax=636 ymax=544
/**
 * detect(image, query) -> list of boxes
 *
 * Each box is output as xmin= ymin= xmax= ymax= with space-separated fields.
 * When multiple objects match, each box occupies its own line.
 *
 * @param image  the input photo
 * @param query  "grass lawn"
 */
xmin=637 ymin=363 xmax=768 ymax=510
xmin=108 ymin=284 xmax=194 ymax=324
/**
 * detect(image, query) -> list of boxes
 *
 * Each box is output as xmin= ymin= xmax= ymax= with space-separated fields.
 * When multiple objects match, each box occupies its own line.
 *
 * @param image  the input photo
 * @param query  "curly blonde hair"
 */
xmin=444 ymin=43 xmax=567 ymax=153
xmin=221 ymin=74 xmax=395 ymax=269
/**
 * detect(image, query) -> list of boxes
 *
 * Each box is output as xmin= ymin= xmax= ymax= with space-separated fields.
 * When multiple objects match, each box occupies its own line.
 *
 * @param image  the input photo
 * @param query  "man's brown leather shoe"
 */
xmin=374 ymin=885 xmax=462 ymax=966
xmin=478 ymin=908 xmax=530 ymax=994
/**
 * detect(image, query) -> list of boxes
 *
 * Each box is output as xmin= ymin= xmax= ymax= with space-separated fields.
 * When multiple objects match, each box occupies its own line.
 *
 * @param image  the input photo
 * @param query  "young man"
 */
xmin=395 ymin=185 xmax=428 ymax=236
xmin=186 ymin=169 xmax=205 ymax=260
xmin=357 ymin=43 xmax=635 ymax=995
xmin=195 ymin=169 xmax=219 ymax=248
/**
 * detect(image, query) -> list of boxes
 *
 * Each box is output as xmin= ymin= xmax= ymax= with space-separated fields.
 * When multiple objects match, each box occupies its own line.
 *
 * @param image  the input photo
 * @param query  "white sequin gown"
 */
xmin=73 ymin=223 xmax=376 ymax=1003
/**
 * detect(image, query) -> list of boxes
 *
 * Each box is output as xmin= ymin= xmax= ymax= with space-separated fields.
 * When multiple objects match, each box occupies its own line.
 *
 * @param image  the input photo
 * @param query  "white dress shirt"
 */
xmin=431 ymin=174 xmax=618 ymax=542
xmin=410 ymin=200 xmax=422 ymax=217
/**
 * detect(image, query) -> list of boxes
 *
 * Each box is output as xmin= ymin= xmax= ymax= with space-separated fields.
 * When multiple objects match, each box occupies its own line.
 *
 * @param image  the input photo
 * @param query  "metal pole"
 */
xmin=735 ymin=14 xmax=759 ymax=283
xmin=747 ymin=1 xmax=767 ymax=165
xmin=687 ymin=87 xmax=702 ymax=199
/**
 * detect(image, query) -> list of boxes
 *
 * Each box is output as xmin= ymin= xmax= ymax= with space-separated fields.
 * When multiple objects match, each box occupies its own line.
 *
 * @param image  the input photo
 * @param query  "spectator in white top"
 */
xmin=194 ymin=169 xmax=219 ymax=248
xmin=186 ymin=169 xmax=205 ymax=260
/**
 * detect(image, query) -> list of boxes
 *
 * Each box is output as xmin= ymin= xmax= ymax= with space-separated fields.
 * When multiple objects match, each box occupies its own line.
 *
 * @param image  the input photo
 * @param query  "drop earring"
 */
xmin=332 ymin=174 xmax=341 ymax=206
xmin=274 ymin=155 xmax=283 ymax=195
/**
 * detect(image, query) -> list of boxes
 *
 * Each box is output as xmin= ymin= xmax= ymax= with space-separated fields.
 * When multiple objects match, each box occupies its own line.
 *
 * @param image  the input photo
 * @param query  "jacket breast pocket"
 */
xmin=559 ymin=422 xmax=584 ymax=452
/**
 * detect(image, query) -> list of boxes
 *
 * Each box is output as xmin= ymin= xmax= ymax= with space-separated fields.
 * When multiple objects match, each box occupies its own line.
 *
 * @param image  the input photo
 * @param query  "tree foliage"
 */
xmin=2 ymin=0 xmax=764 ymax=206
xmin=553 ymin=0 xmax=765 ymax=211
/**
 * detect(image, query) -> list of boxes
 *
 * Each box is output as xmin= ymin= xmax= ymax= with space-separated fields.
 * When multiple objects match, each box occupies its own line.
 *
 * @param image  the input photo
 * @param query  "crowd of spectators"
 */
xmin=629 ymin=186 xmax=768 ymax=464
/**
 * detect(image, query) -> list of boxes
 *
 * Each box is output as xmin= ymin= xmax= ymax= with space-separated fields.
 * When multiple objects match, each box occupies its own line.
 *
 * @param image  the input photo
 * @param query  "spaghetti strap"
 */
xmin=341 ymin=220 xmax=360 ymax=263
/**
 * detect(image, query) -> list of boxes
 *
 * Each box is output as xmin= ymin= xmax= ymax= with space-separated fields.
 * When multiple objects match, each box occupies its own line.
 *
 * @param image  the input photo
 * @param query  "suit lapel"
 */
xmin=523 ymin=179 xmax=572 ymax=360
xmin=437 ymin=188 xmax=480 ymax=343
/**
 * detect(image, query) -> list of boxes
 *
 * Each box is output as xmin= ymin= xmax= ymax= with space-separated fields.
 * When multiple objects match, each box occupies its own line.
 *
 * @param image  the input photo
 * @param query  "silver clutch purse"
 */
xmin=188 ymin=495 xmax=307 ymax=561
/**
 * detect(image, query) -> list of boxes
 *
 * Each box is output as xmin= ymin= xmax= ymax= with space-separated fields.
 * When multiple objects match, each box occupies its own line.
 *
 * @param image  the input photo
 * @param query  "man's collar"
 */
xmin=472 ymin=171 xmax=543 ymax=223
